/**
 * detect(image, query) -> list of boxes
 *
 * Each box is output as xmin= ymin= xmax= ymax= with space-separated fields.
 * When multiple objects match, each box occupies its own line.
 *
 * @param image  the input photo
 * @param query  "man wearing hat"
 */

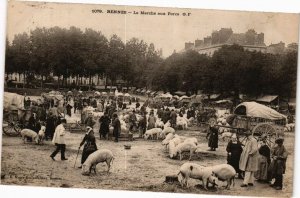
xmin=269 ymin=137 xmax=288 ymax=190
xmin=239 ymin=130 xmax=258 ymax=187
xmin=50 ymin=118 xmax=68 ymax=161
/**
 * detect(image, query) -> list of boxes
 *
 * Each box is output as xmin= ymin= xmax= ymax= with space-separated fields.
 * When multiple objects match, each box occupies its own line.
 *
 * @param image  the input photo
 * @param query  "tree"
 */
xmin=9 ymin=33 xmax=31 ymax=86
xmin=125 ymin=38 xmax=148 ymax=87
xmin=106 ymin=34 xmax=126 ymax=89
xmin=210 ymin=45 xmax=249 ymax=103
xmin=279 ymin=51 xmax=298 ymax=99
xmin=29 ymin=27 xmax=51 ymax=87
xmin=81 ymin=28 xmax=109 ymax=88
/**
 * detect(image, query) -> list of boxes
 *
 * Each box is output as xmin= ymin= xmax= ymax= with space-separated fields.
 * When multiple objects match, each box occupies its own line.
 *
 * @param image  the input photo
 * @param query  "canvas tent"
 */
xmin=256 ymin=95 xmax=278 ymax=103
xmin=174 ymin=91 xmax=186 ymax=96
xmin=4 ymin=92 xmax=25 ymax=110
xmin=234 ymin=102 xmax=287 ymax=120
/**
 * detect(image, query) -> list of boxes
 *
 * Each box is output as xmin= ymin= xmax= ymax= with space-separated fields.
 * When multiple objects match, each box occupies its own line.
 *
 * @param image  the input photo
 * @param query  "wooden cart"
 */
xmin=216 ymin=102 xmax=286 ymax=147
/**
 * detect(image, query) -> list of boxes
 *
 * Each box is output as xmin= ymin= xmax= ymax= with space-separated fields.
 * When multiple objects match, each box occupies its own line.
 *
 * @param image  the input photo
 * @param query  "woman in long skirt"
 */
xmin=255 ymin=136 xmax=271 ymax=183
xmin=78 ymin=127 xmax=98 ymax=168
xmin=226 ymin=134 xmax=243 ymax=179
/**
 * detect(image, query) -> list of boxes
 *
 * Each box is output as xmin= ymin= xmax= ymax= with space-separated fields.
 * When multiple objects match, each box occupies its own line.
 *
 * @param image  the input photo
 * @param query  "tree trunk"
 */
xmin=62 ymin=75 xmax=65 ymax=88
xmin=89 ymin=73 xmax=92 ymax=90
xmin=23 ymin=71 xmax=26 ymax=89
xmin=41 ymin=75 xmax=43 ymax=88
xmin=58 ymin=76 xmax=60 ymax=89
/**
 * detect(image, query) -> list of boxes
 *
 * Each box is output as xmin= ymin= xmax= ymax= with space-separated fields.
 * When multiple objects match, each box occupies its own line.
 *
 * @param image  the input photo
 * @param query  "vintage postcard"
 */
xmin=1 ymin=0 xmax=299 ymax=197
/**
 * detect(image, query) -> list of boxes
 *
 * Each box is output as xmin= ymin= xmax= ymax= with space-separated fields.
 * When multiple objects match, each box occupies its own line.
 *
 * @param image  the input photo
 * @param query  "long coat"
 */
xmin=255 ymin=144 xmax=271 ymax=180
xmin=99 ymin=115 xmax=110 ymax=135
xmin=80 ymin=132 xmax=98 ymax=164
xmin=45 ymin=116 xmax=56 ymax=139
xmin=112 ymin=118 xmax=121 ymax=137
xmin=170 ymin=111 xmax=177 ymax=125
xmin=239 ymin=136 xmax=258 ymax=172
xmin=207 ymin=126 xmax=219 ymax=148
xmin=269 ymin=145 xmax=288 ymax=177
xmin=52 ymin=124 xmax=66 ymax=145
xmin=226 ymin=140 xmax=243 ymax=173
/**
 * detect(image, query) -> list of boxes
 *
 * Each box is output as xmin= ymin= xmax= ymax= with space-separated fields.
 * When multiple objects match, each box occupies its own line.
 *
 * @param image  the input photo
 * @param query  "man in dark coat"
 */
xmin=45 ymin=112 xmax=56 ymax=140
xmin=187 ymin=107 xmax=195 ymax=119
xmin=269 ymin=138 xmax=288 ymax=190
xmin=66 ymin=103 xmax=72 ymax=117
xmin=163 ymin=108 xmax=170 ymax=124
xmin=112 ymin=113 xmax=121 ymax=142
xmin=170 ymin=109 xmax=177 ymax=128
xmin=206 ymin=124 xmax=219 ymax=151
xmin=138 ymin=113 xmax=147 ymax=137
xmin=157 ymin=107 xmax=163 ymax=119
xmin=92 ymin=99 xmax=97 ymax=108
xmin=129 ymin=110 xmax=137 ymax=132
xmin=78 ymin=126 xmax=98 ymax=168
xmin=27 ymin=113 xmax=38 ymax=132
xmin=99 ymin=112 xmax=110 ymax=140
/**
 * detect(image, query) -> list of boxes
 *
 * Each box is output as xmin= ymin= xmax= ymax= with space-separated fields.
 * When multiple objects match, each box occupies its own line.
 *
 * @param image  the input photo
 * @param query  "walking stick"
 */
xmin=74 ymin=147 xmax=80 ymax=168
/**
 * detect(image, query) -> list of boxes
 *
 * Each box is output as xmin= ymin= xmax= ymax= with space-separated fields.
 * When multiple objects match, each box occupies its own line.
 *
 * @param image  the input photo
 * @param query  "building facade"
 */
xmin=182 ymin=28 xmax=267 ymax=56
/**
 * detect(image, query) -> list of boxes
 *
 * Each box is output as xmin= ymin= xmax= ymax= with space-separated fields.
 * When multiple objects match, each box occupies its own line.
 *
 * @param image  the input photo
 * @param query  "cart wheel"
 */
xmin=208 ymin=118 xmax=217 ymax=126
xmin=3 ymin=121 xmax=21 ymax=137
xmin=252 ymin=123 xmax=276 ymax=147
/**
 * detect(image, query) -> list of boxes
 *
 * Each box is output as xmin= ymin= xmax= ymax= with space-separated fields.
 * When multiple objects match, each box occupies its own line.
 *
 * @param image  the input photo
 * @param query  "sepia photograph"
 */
xmin=0 ymin=0 xmax=299 ymax=197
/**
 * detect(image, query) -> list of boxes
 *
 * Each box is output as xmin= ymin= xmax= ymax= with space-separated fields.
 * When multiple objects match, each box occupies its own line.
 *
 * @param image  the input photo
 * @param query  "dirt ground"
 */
xmin=0 ymin=127 xmax=295 ymax=197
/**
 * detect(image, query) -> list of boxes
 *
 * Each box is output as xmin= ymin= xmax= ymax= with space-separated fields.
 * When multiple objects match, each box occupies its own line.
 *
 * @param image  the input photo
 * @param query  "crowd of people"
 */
xmin=223 ymin=130 xmax=288 ymax=190
xmin=19 ymin=91 xmax=289 ymax=191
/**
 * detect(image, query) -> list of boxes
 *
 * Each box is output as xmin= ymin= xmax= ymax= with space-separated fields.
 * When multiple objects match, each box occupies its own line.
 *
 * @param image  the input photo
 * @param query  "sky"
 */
xmin=6 ymin=1 xmax=300 ymax=57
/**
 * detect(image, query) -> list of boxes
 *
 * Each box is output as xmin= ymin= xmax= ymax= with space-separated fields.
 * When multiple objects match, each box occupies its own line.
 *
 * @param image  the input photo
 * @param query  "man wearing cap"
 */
xmin=239 ymin=130 xmax=258 ymax=187
xmin=50 ymin=118 xmax=68 ymax=161
xmin=269 ymin=137 xmax=288 ymax=190
xmin=77 ymin=126 xmax=98 ymax=168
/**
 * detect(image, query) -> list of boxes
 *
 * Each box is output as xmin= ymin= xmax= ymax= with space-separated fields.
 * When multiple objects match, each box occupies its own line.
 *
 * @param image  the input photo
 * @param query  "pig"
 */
xmin=82 ymin=149 xmax=114 ymax=175
xmin=144 ymin=128 xmax=163 ymax=140
xmin=160 ymin=127 xmax=175 ymax=139
xmin=211 ymin=164 xmax=236 ymax=189
xmin=20 ymin=128 xmax=39 ymax=144
xmin=178 ymin=162 xmax=218 ymax=190
xmin=38 ymin=126 xmax=46 ymax=144
xmin=162 ymin=133 xmax=175 ymax=148
xmin=183 ymin=137 xmax=198 ymax=146
xmin=172 ymin=142 xmax=197 ymax=161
